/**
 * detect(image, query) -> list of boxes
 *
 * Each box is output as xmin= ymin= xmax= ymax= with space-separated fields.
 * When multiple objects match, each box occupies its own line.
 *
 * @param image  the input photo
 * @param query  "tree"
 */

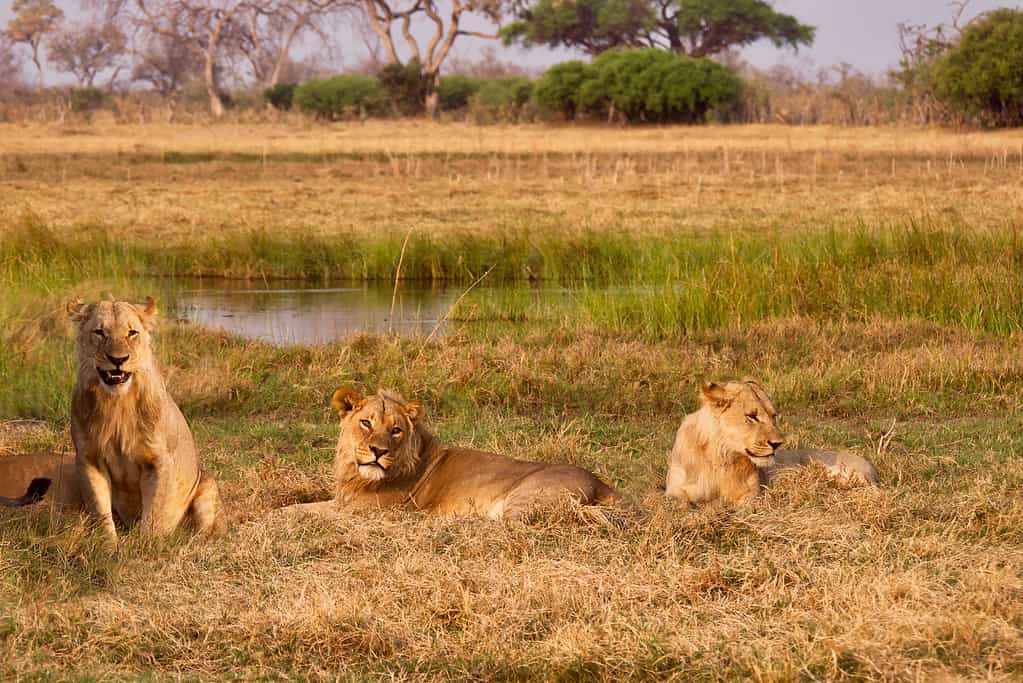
xmin=6 ymin=0 xmax=65 ymax=87
xmin=131 ymin=32 xmax=202 ymax=95
xmin=503 ymin=0 xmax=813 ymax=57
xmin=237 ymin=0 xmax=350 ymax=88
xmin=360 ymin=0 xmax=506 ymax=117
xmin=934 ymin=8 xmax=1023 ymax=126
xmin=49 ymin=22 xmax=128 ymax=86
xmin=0 ymin=34 xmax=25 ymax=89
xmin=115 ymin=0 xmax=346 ymax=116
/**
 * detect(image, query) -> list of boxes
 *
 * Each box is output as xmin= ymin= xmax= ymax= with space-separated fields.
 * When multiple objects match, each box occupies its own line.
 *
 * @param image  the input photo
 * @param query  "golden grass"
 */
xmin=2 ymin=122 xmax=1023 ymax=244
xmin=1 ymin=121 xmax=1023 ymax=679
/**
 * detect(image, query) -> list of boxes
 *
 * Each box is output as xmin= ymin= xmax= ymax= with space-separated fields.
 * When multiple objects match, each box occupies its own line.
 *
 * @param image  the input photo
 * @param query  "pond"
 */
xmin=174 ymin=279 xmax=465 ymax=345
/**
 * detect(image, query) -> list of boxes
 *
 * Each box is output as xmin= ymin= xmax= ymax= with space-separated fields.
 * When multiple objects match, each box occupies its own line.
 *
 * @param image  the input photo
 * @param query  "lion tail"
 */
xmin=0 ymin=478 xmax=52 ymax=507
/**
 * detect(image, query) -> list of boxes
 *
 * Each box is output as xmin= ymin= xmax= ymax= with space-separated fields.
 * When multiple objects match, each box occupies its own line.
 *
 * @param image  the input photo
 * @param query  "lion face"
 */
xmin=332 ymin=388 xmax=423 ymax=482
xmin=701 ymin=380 xmax=784 ymax=467
xmin=67 ymin=298 xmax=158 ymax=396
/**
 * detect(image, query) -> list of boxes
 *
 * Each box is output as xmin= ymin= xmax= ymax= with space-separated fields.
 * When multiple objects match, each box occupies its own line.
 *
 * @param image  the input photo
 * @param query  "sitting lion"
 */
xmin=291 ymin=388 xmax=628 ymax=520
xmin=3 ymin=298 xmax=223 ymax=542
xmin=665 ymin=380 xmax=879 ymax=505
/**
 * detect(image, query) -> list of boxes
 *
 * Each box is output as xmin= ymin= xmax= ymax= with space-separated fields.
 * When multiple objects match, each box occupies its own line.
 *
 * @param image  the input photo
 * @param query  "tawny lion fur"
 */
xmin=666 ymin=380 xmax=879 ymax=505
xmin=291 ymin=388 xmax=628 ymax=520
xmin=1 ymin=298 xmax=222 ymax=541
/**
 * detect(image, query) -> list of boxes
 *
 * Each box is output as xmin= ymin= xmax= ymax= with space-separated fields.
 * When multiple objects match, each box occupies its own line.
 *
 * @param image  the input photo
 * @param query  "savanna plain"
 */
xmin=1 ymin=119 xmax=1022 ymax=680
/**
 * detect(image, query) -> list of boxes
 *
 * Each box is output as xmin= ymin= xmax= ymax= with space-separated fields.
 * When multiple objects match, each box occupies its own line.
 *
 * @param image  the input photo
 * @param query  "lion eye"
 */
xmin=359 ymin=419 xmax=372 ymax=430
xmin=127 ymin=329 xmax=139 ymax=338
xmin=92 ymin=329 xmax=106 ymax=338
xmin=746 ymin=413 xmax=759 ymax=423
xmin=390 ymin=427 xmax=402 ymax=436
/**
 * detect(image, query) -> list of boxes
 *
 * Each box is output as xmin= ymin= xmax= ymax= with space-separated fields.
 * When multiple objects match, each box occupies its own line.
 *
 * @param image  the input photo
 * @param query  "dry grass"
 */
xmin=2 ymin=122 xmax=1023 ymax=245
xmin=1 ymin=121 xmax=1022 ymax=680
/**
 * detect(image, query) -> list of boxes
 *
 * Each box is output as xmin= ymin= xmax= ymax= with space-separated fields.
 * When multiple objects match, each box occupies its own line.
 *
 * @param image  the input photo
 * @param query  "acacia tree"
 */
xmin=6 ymin=0 xmax=65 ymax=87
xmin=502 ymin=0 xmax=813 ymax=57
xmin=131 ymin=31 xmax=202 ymax=94
xmin=238 ymin=0 xmax=349 ymax=88
xmin=49 ymin=22 xmax=128 ymax=86
xmin=0 ymin=34 xmax=25 ymax=89
xmin=361 ymin=0 xmax=506 ymax=117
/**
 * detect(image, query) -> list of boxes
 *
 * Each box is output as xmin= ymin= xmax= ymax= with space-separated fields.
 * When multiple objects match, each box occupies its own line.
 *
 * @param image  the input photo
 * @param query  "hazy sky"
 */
xmin=1 ymin=1 xmax=1016 ymax=83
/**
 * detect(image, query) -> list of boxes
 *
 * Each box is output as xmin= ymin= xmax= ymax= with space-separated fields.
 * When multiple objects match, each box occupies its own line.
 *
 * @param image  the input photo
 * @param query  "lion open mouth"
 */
xmin=98 ymin=368 xmax=133 ymax=386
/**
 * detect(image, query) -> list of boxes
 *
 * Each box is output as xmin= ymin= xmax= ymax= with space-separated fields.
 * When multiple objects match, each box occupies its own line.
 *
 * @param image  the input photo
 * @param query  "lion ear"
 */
xmin=134 ymin=296 xmax=159 ymax=329
xmin=66 ymin=299 xmax=91 ymax=324
xmin=404 ymin=400 xmax=424 ymax=424
xmin=331 ymin=388 xmax=363 ymax=417
xmin=700 ymin=381 xmax=731 ymax=408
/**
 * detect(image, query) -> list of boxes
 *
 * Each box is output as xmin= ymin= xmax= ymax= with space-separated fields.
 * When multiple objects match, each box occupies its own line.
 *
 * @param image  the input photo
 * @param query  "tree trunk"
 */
xmin=424 ymin=70 xmax=441 ymax=118
xmin=204 ymin=52 xmax=224 ymax=118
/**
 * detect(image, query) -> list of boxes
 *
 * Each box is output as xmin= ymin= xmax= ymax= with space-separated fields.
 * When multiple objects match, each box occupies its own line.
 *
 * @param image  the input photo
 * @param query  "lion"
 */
xmin=665 ymin=380 xmax=879 ymax=506
xmin=290 ymin=388 xmax=628 ymax=520
xmin=0 ymin=452 xmax=77 ymax=508
xmin=2 ymin=298 xmax=223 ymax=542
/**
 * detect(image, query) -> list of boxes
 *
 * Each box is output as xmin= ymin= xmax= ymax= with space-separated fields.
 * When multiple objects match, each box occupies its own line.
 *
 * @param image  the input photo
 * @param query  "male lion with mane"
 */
xmin=1 ymin=298 xmax=223 ymax=542
xmin=666 ymin=380 xmax=879 ymax=505
xmin=291 ymin=388 xmax=629 ymax=519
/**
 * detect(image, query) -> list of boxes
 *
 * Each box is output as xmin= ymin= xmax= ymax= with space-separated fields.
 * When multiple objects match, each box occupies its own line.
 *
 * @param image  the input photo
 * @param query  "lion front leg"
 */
xmin=139 ymin=465 xmax=187 ymax=538
xmin=78 ymin=459 xmax=118 ymax=544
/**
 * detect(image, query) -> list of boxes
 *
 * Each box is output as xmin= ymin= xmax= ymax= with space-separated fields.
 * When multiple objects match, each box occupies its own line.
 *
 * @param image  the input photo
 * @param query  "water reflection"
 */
xmin=176 ymin=279 xmax=458 ymax=345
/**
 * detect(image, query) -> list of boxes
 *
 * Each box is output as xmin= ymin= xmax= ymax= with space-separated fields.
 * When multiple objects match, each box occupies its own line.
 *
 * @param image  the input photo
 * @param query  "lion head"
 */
xmin=700 ymin=380 xmax=784 ymax=467
xmin=66 ymin=298 xmax=159 ymax=396
xmin=331 ymin=388 xmax=424 ymax=483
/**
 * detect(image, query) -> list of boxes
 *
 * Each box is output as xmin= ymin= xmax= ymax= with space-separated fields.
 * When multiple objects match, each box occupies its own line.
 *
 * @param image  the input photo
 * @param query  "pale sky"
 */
xmin=0 ymin=0 xmax=1016 ymax=84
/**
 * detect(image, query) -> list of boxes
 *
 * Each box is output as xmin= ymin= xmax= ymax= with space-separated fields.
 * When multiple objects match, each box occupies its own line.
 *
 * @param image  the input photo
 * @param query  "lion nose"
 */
xmin=106 ymin=354 xmax=129 ymax=366
xmin=369 ymin=445 xmax=389 ymax=459
xmin=768 ymin=439 xmax=783 ymax=450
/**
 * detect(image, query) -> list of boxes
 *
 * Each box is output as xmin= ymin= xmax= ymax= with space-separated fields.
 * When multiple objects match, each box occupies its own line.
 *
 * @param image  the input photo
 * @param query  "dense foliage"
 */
xmin=293 ymin=75 xmax=388 ymax=119
xmin=933 ymin=9 xmax=1023 ymax=126
xmin=503 ymin=0 xmax=813 ymax=56
xmin=378 ymin=60 xmax=430 ymax=116
xmin=263 ymin=82 xmax=297 ymax=111
xmin=438 ymin=75 xmax=484 ymax=111
xmin=534 ymin=49 xmax=742 ymax=123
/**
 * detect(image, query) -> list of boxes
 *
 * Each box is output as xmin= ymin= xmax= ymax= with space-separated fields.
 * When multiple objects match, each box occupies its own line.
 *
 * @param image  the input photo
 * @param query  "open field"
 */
xmin=1 ymin=122 xmax=1022 ymax=680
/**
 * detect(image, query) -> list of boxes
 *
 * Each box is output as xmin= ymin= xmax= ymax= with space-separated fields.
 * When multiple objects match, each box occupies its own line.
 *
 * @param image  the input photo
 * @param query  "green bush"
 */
xmin=68 ymin=86 xmax=107 ymax=112
xmin=294 ymin=75 xmax=388 ymax=119
xmin=533 ymin=61 xmax=591 ymax=119
xmin=263 ymin=82 xmax=297 ymax=111
xmin=934 ymin=9 xmax=1023 ymax=126
xmin=473 ymin=75 xmax=534 ymax=108
xmin=577 ymin=49 xmax=742 ymax=123
xmin=378 ymin=60 xmax=429 ymax=116
xmin=468 ymin=76 xmax=534 ymax=121
xmin=438 ymin=74 xmax=483 ymax=111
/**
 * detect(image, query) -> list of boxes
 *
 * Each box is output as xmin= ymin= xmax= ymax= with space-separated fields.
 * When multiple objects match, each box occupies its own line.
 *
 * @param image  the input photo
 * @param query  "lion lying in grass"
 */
xmin=1 ymin=298 xmax=223 ymax=542
xmin=291 ymin=388 xmax=628 ymax=520
xmin=666 ymin=380 xmax=879 ymax=505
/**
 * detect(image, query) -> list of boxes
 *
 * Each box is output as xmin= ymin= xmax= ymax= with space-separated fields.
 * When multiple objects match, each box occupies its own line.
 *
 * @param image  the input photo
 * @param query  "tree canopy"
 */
xmin=933 ymin=8 xmax=1023 ymax=126
xmin=502 ymin=0 xmax=814 ymax=56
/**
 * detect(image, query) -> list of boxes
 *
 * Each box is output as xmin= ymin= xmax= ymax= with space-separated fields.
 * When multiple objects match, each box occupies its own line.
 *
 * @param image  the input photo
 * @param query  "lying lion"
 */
xmin=291 ymin=388 xmax=628 ymax=519
xmin=666 ymin=380 xmax=879 ymax=505
xmin=1 ymin=298 xmax=223 ymax=542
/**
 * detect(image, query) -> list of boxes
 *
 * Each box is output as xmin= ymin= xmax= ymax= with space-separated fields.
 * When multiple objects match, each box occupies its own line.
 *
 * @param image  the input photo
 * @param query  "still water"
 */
xmin=175 ymin=279 xmax=462 ymax=345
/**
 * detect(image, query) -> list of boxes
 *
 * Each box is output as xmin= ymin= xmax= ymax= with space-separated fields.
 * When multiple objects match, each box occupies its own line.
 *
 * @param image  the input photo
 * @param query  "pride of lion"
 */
xmin=0 ymin=297 xmax=879 ymax=542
